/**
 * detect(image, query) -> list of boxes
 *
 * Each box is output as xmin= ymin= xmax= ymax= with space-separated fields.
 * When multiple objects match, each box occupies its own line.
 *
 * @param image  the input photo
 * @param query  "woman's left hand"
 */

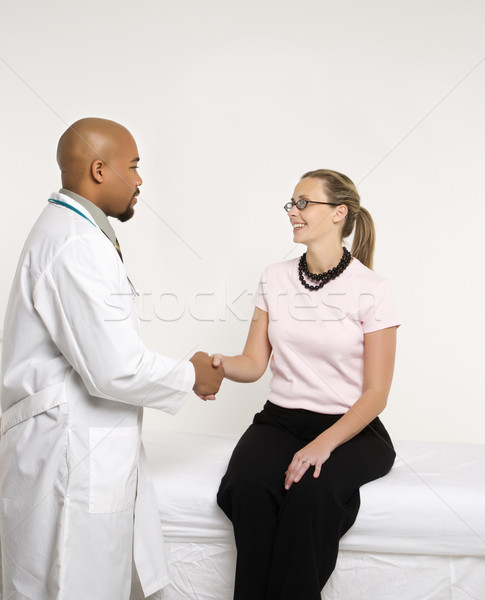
xmin=284 ymin=438 xmax=334 ymax=490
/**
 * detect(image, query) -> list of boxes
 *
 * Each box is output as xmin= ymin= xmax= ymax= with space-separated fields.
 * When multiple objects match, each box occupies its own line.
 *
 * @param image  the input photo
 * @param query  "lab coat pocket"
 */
xmin=89 ymin=426 xmax=140 ymax=514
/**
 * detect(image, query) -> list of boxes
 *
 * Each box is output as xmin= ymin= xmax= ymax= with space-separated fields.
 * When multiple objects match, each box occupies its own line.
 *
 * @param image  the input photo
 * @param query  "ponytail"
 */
xmin=350 ymin=207 xmax=375 ymax=270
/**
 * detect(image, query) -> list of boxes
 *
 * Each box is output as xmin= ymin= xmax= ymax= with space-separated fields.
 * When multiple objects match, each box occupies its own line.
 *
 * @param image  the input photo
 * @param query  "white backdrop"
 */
xmin=1 ymin=0 xmax=484 ymax=443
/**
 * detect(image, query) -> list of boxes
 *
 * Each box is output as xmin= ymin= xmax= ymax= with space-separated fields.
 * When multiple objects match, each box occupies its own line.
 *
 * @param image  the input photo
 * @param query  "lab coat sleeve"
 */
xmin=32 ymin=232 xmax=195 ymax=413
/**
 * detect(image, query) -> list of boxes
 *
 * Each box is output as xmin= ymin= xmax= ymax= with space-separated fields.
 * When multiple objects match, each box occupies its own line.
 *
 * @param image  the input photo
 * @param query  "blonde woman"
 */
xmin=211 ymin=169 xmax=400 ymax=600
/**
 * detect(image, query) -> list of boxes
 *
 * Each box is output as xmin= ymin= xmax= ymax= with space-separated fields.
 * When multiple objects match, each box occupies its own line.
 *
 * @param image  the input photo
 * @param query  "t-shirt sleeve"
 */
xmin=254 ymin=268 xmax=269 ymax=313
xmin=359 ymin=279 xmax=401 ymax=334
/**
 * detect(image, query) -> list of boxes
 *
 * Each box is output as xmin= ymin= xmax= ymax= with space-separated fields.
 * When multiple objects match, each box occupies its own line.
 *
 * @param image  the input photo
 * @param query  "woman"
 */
xmin=211 ymin=169 xmax=400 ymax=600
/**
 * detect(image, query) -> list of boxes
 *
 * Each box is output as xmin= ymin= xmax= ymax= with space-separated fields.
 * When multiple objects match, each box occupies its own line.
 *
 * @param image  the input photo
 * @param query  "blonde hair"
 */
xmin=301 ymin=169 xmax=375 ymax=270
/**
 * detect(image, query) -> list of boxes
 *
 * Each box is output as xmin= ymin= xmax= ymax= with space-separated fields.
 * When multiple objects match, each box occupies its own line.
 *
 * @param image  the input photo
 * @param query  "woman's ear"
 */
xmin=332 ymin=204 xmax=348 ymax=223
xmin=91 ymin=159 xmax=104 ymax=183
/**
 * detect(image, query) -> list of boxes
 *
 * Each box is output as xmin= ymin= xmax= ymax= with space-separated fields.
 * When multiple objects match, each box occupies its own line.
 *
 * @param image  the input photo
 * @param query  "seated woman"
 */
xmin=207 ymin=169 xmax=401 ymax=600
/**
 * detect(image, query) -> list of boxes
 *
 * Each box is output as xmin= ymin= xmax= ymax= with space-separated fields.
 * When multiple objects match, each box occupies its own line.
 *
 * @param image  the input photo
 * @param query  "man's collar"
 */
xmin=59 ymin=188 xmax=117 ymax=245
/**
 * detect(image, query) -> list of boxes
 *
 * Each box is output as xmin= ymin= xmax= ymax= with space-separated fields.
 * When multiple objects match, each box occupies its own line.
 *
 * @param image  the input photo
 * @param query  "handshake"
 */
xmin=189 ymin=351 xmax=224 ymax=398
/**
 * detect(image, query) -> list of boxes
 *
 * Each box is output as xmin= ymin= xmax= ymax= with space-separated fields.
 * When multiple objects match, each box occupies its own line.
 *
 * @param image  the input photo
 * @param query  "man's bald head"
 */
xmin=57 ymin=117 xmax=142 ymax=219
xmin=57 ymin=118 xmax=133 ymax=188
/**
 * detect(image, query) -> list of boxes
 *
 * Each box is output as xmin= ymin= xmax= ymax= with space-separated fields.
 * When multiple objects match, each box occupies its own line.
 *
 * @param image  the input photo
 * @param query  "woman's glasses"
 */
xmin=283 ymin=199 xmax=339 ymax=212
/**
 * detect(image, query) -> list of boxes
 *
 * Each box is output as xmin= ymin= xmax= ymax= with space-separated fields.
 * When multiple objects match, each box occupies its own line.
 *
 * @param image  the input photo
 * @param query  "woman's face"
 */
xmin=288 ymin=178 xmax=338 ymax=246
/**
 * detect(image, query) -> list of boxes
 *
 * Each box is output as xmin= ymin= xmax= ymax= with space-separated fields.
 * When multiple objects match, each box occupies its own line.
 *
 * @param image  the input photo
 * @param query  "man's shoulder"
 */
xmin=24 ymin=204 xmax=117 ymax=281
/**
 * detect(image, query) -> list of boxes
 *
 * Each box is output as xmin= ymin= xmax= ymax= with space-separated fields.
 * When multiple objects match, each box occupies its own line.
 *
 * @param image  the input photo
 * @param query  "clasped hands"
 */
xmin=189 ymin=351 xmax=224 ymax=398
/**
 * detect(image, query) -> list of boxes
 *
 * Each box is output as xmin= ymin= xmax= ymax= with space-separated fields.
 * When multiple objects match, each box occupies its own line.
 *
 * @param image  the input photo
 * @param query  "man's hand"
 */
xmin=190 ymin=351 xmax=224 ymax=397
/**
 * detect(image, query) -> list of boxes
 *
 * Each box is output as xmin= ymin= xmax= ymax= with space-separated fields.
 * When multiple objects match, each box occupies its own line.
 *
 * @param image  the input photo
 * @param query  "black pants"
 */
xmin=217 ymin=401 xmax=395 ymax=600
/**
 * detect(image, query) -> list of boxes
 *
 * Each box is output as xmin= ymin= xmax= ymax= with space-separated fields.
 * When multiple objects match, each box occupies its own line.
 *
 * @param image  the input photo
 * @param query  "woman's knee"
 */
xmin=220 ymin=468 xmax=281 ymax=505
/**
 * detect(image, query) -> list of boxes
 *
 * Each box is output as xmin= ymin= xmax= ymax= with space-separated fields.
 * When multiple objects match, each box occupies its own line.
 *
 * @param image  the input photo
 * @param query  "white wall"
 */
xmin=1 ymin=0 xmax=484 ymax=443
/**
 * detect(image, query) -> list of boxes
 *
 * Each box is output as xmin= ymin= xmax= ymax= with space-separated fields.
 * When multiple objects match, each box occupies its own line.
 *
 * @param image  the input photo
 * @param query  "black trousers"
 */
xmin=217 ymin=401 xmax=395 ymax=600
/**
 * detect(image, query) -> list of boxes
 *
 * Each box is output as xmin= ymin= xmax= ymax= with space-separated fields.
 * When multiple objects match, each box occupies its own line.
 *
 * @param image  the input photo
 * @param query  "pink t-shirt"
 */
xmin=255 ymin=257 xmax=401 ymax=414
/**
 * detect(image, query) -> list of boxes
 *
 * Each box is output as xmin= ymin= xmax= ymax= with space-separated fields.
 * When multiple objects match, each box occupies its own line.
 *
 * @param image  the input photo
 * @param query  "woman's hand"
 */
xmin=211 ymin=354 xmax=224 ymax=368
xmin=197 ymin=354 xmax=224 ymax=401
xmin=284 ymin=437 xmax=334 ymax=490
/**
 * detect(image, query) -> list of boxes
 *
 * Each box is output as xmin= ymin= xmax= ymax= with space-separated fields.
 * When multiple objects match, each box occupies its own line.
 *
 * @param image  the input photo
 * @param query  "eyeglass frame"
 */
xmin=283 ymin=199 xmax=340 ymax=212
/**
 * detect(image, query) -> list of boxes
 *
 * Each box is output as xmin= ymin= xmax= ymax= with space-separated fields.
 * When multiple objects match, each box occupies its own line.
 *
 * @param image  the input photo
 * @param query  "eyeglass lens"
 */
xmin=284 ymin=200 xmax=307 ymax=212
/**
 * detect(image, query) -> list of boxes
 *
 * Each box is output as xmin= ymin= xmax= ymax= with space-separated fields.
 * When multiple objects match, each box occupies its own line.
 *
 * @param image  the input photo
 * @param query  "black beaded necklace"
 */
xmin=298 ymin=247 xmax=352 ymax=291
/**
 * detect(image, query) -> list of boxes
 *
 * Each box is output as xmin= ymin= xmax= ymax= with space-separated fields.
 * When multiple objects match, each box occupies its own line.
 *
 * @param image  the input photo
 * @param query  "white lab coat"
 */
xmin=0 ymin=192 xmax=195 ymax=599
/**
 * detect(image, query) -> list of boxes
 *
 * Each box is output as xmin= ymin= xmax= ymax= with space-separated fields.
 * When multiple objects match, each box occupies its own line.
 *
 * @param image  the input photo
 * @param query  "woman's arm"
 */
xmin=212 ymin=307 xmax=272 ymax=383
xmin=284 ymin=326 xmax=397 ymax=489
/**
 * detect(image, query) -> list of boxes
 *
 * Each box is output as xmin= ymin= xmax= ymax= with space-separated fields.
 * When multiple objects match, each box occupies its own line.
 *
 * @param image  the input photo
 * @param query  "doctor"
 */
xmin=0 ymin=117 xmax=223 ymax=600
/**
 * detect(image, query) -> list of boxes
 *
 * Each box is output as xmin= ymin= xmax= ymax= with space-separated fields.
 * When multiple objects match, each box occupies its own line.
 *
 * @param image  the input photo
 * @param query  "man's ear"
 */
xmin=91 ymin=160 xmax=104 ymax=183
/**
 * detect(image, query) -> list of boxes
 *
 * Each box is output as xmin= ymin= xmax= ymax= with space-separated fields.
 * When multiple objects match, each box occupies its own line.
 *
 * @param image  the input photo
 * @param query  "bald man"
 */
xmin=0 ymin=118 xmax=223 ymax=600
